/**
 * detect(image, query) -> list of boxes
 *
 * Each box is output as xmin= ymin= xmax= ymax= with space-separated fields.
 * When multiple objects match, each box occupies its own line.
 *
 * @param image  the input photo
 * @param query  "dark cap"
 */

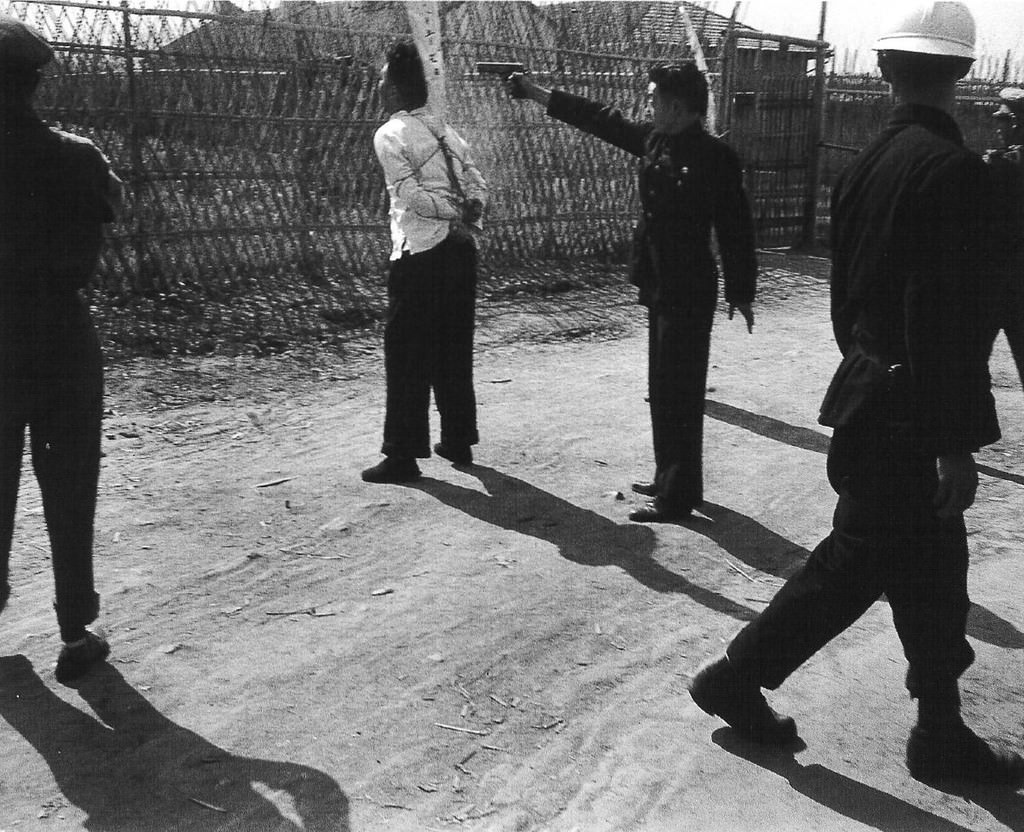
xmin=647 ymin=62 xmax=708 ymax=115
xmin=0 ymin=14 xmax=53 ymax=70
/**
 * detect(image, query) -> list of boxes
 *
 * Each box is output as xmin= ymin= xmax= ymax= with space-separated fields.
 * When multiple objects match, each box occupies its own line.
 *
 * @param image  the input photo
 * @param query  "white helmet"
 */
xmin=873 ymin=1 xmax=976 ymax=59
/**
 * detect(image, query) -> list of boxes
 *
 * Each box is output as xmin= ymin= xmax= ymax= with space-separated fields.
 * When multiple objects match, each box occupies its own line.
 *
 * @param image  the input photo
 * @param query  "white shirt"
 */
xmin=373 ymin=107 xmax=488 ymax=260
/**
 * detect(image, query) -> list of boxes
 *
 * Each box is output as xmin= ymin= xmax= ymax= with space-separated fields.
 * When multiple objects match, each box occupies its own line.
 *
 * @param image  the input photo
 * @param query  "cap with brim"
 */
xmin=0 ymin=14 xmax=53 ymax=70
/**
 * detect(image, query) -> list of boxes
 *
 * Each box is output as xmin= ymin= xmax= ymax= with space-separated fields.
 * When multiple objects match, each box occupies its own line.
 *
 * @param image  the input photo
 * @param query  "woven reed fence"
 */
xmin=11 ymin=1 xmax=835 ymax=356
xmin=14 ymin=0 xmax=730 ymax=355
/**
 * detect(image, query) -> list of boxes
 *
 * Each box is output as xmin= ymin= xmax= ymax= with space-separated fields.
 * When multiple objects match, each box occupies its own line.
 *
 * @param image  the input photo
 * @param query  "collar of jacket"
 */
xmin=887 ymin=103 xmax=964 ymax=146
xmin=650 ymin=119 xmax=705 ymax=142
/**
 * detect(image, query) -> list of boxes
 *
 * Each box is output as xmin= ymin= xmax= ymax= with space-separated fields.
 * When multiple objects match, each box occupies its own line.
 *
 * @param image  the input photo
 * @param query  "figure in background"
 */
xmin=689 ymin=1 xmax=1024 ymax=786
xmin=506 ymin=62 xmax=757 ymax=523
xmin=983 ymin=86 xmax=1024 ymax=385
xmin=0 ymin=14 xmax=122 ymax=684
xmin=362 ymin=37 xmax=488 ymax=484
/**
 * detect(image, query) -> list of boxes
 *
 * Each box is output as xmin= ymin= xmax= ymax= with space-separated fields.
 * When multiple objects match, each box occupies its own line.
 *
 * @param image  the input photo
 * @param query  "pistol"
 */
xmin=477 ymin=61 xmax=532 ymax=98
xmin=476 ymin=61 xmax=527 ymax=79
xmin=477 ymin=61 xmax=528 ymax=78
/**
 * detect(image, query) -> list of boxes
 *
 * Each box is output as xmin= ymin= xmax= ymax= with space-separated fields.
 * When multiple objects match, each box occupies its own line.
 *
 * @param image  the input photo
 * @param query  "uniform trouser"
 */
xmin=726 ymin=422 xmax=974 ymax=700
xmin=0 ymin=318 xmax=103 ymax=642
xmin=381 ymin=235 xmax=479 ymax=459
xmin=648 ymin=304 xmax=714 ymax=510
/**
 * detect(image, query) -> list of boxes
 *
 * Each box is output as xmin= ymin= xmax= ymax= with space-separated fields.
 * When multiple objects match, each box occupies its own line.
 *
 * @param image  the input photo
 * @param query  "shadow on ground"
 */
xmin=703 ymin=403 xmax=1024 ymax=649
xmin=0 ymin=656 xmax=349 ymax=831
xmin=712 ymin=728 xmax=1007 ymax=832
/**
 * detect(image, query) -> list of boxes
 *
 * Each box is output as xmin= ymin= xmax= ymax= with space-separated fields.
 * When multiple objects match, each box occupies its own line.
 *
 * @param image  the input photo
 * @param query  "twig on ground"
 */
xmin=187 ymin=797 xmax=228 ymax=813
xmin=723 ymin=558 xmax=757 ymax=582
xmin=435 ymin=723 xmax=489 ymax=736
xmin=255 ymin=477 xmax=294 ymax=488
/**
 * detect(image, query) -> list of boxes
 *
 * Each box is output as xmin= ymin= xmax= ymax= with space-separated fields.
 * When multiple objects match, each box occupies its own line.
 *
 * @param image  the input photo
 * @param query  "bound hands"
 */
xmin=934 ymin=452 xmax=978 ymax=518
xmin=728 ymin=303 xmax=754 ymax=333
xmin=462 ymin=197 xmax=484 ymax=229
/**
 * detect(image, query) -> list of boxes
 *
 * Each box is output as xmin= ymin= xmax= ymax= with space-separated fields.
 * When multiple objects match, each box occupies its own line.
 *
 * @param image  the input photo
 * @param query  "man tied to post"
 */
xmin=506 ymin=62 xmax=757 ymax=524
xmin=0 ymin=14 xmax=121 ymax=683
xmin=362 ymin=38 xmax=488 ymax=483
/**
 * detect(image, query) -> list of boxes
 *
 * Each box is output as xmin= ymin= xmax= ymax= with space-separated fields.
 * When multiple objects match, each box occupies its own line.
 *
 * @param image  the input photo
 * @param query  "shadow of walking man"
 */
xmin=712 ymin=729 xmax=985 ymax=832
xmin=692 ymin=503 xmax=1024 ymax=650
xmin=411 ymin=465 xmax=758 ymax=620
xmin=0 ymin=656 xmax=350 ymax=831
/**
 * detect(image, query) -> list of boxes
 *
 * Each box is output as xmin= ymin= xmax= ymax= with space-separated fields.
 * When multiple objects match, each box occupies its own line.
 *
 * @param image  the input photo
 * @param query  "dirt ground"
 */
xmin=2 ymin=252 xmax=1024 ymax=832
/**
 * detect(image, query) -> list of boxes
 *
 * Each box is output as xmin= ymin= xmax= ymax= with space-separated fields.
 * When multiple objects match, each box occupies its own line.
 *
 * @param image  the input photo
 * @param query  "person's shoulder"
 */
xmin=47 ymin=127 xmax=110 ymax=170
xmin=374 ymin=112 xmax=410 ymax=139
xmin=700 ymin=130 xmax=743 ymax=166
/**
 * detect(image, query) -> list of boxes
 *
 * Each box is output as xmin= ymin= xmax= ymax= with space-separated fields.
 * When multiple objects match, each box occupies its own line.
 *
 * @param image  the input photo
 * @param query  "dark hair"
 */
xmin=384 ymin=37 xmax=427 ymax=109
xmin=0 ymin=66 xmax=41 ymax=106
xmin=648 ymin=62 xmax=708 ymax=116
xmin=877 ymin=50 xmax=973 ymax=86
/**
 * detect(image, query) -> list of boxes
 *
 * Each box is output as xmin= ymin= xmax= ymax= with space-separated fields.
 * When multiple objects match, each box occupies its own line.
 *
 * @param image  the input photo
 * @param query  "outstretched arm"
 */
xmin=506 ymin=73 xmax=650 ymax=158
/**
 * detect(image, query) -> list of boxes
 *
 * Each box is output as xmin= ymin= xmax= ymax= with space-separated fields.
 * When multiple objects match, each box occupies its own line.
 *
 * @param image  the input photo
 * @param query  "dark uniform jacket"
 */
xmin=547 ymin=90 xmax=757 ymax=311
xmin=0 ymin=110 xmax=117 ymax=378
xmin=820 ymin=103 xmax=999 ymax=456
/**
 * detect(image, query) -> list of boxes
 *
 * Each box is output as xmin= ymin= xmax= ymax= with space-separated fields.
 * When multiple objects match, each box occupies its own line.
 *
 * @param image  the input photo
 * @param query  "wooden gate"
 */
xmin=717 ymin=31 xmax=828 ymax=248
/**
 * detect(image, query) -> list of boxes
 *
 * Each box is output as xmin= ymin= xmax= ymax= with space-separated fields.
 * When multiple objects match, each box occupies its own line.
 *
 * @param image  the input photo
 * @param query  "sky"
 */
xmin=732 ymin=1 xmax=1024 ymax=74
xmin=94 ymin=0 xmax=1024 ymax=78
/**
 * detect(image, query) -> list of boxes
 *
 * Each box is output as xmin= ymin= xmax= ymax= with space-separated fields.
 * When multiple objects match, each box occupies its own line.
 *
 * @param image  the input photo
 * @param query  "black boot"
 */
xmin=631 ymin=481 xmax=659 ymax=497
xmin=434 ymin=442 xmax=473 ymax=466
xmin=907 ymin=724 xmax=1024 ymax=786
xmin=689 ymin=656 xmax=798 ymax=745
xmin=361 ymin=456 xmax=421 ymax=484
xmin=907 ymin=677 xmax=1024 ymax=785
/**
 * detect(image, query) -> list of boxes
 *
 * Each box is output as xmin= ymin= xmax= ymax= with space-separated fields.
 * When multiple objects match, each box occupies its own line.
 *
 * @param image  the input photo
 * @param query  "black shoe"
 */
xmin=434 ymin=442 xmax=473 ymax=466
xmin=907 ymin=724 xmax=1024 ymax=786
xmin=629 ymin=499 xmax=692 ymax=523
xmin=361 ymin=456 xmax=421 ymax=483
xmin=689 ymin=657 xmax=798 ymax=745
xmin=55 ymin=630 xmax=111 ymax=686
xmin=631 ymin=481 xmax=659 ymax=497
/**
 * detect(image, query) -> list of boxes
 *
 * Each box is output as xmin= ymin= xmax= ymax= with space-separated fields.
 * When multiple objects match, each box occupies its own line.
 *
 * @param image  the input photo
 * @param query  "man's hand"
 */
xmin=506 ymin=73 xmax=551 ymax=107
xmin=462 ymin=198 xmax=483 ymax=228
xmin=934 ymin=452 xmax=978 ymax=518
xmin=728 ymin=303 xmax=754 ymax=333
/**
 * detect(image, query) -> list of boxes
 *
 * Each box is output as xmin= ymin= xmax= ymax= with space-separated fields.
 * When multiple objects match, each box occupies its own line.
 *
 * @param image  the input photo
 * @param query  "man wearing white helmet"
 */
xmin=689 ymin=2 xmax=1024 ymax=785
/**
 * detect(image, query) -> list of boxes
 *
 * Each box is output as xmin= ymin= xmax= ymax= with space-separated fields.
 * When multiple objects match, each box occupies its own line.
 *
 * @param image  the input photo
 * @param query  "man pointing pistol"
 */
xmin=507 ymin=63 xmax=757 ymax=523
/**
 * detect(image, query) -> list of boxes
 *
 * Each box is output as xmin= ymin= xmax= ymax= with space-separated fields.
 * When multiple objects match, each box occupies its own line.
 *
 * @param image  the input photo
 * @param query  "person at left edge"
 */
xmin=0 ymin=13 xmax=122 ymax=684
xmin=507 ymin=63 xmax=757 ymax=523
xmin=362 ymin=37 xmax=488 ymax=484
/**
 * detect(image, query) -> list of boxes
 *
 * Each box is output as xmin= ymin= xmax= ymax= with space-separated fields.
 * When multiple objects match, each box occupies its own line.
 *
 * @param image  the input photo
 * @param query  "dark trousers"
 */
xmin=0 ymin=313 xmax=103 ymax=641
xmin=727 ymin=423 xmax=974 ymax=697
xmin=648 ymin=304 xmax=714 ymax=510
xmin=381 ymin=236 xmax=479 ymax=459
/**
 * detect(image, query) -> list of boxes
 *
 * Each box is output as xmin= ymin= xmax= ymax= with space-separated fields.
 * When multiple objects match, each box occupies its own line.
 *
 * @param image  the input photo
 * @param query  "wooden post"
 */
xmin=800 ymin=1 xmax=828 ymax=249
xmin=121 ymin=1 xmax=149 ymax=291
xmin=719 ymin=2 xmax=740 ymax=137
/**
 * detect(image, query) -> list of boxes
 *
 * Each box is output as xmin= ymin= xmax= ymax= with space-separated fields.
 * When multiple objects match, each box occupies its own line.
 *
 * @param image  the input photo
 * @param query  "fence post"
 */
xmin=121 ymin=1 xmax=149 ymax=291
xmin=800 ymin=2 xmax=828 ymax=249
